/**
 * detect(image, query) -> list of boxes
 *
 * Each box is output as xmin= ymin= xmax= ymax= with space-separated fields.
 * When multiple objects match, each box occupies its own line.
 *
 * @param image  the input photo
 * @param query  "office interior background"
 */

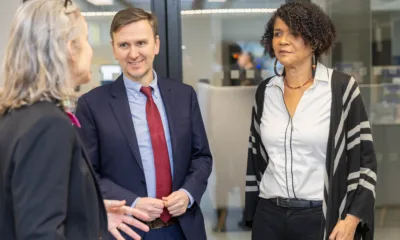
xmin=1 ymin=0 xmax=400 ymax=239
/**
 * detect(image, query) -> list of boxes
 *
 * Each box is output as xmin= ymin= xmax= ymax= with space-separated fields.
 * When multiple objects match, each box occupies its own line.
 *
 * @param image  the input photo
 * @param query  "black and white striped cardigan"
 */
xmin=245 ymin=70 xmax=377 ymax=240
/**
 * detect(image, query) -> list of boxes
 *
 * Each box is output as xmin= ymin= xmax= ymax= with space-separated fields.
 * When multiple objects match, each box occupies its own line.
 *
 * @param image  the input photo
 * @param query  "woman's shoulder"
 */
xmin=23 ymin=101 xmax=69 ymax=122
xmin=331 ymin=69 xmax=353 ymax=83
xmin=329 ymin=69 xmax=358 ymax=97
xmin=313 ymin=62 xmax=355 ymax=94
xmin=255 ymin=76 xmax=275 ymax=97
xmin=8 ymin=101 xmax=73 ymax=137
xmin=0 ymin=101 xmax=76 ymax=153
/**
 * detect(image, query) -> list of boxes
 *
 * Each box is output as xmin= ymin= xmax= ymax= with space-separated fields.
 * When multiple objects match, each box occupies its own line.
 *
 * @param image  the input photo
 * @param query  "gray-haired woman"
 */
xmin=0 ymin=0 xmax=149 ymax=239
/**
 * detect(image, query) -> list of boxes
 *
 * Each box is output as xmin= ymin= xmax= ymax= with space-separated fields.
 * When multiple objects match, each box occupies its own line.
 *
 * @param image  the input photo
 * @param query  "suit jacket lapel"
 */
xmin=158 ymin=78 xmax=179 ymax=189
xmin=109 ymin=75 xmax=144 ymax=172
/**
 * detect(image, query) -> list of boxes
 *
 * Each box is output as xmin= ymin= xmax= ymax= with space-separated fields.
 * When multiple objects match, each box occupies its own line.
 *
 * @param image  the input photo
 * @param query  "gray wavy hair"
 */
xmin=0 ymin=0 xmax=82 ymax=114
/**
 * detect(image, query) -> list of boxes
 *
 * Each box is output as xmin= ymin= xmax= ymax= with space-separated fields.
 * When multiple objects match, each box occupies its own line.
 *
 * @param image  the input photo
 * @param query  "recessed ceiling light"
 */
xmin=87 ymin=0 xmax=114 ymax=6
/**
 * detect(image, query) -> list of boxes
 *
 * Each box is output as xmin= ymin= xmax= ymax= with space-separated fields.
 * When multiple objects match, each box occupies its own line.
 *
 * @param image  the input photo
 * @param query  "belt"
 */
xmin=147 ymin=218 xmax=177 ymax=230
xmin=268 ymin=197 xmax=322 ymax=208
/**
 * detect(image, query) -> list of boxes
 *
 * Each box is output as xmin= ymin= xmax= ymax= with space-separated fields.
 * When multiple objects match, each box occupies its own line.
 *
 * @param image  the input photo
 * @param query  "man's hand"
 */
xmin=104 ymin=200 xmax=150 ymax=240
xmin=162 ymin=190 xmax=190 ymax=217
xmin=135 ymin=197 xmax=164 ymax=221
xmin=329 ymin=214 xmax=360 ymax=240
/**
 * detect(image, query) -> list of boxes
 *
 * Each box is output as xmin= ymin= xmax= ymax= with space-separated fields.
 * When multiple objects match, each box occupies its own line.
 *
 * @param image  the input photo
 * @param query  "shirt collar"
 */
xmin=314 ymin=62 xmax=330 ymax=83
xmin=267 ymin=62 xmax=330 ymax=88
xmin=123 ymin=70 xmax=159 ymax=97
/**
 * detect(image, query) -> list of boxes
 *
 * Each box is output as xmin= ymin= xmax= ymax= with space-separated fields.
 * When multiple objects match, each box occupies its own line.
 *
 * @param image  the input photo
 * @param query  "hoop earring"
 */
xmin=312 ymin=54 xmax=317 ymax=78
xmin=274 ymin=58 xmax=282 ymax=77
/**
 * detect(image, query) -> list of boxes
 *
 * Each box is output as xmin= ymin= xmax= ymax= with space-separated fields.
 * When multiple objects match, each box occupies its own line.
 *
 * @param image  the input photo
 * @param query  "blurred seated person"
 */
xmin=232 ymin=52 xmax=262 ymax=86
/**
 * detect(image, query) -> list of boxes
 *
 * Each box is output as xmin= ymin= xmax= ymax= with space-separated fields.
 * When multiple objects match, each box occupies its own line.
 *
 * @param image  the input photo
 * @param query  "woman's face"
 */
xmin=69 ymin=15 xmax=93 ymax=86
xmin=272 ymin=17 xmax=313 ymax=67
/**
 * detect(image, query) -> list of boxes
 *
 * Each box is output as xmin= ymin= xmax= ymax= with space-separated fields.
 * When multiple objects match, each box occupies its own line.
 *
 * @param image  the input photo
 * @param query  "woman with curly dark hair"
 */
xmin=244 ymin=2 xmax=377 ymax=240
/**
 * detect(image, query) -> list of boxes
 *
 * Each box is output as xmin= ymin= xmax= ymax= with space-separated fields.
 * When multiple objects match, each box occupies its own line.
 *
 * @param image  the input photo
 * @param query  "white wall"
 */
xmin=0 ymin=1 xmax=115 ymax=92
xmin=83 ymin=16 xmax=119 ymax=93
xmin=0 ymin=0 xmax=21 ymax=86
xmin=182 ymin=15 xmax=223 ymax=89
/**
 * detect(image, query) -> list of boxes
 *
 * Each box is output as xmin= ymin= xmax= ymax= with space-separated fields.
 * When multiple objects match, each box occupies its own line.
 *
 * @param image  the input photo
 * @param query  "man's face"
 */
xmin=112 ymin=20 xmax=160 ymax=81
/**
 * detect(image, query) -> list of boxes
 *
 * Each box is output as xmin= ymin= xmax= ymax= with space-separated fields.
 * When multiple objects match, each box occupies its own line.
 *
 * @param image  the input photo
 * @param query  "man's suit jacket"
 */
xmin=75 ymin=75 xmax=213 ymax=240
xmin=0 ymin=101 xmax=108 ymax=240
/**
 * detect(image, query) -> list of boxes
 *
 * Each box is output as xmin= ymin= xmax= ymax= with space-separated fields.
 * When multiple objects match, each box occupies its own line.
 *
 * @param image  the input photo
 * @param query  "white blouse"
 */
xmin=259 ymin=63 xmax=332 ymax=201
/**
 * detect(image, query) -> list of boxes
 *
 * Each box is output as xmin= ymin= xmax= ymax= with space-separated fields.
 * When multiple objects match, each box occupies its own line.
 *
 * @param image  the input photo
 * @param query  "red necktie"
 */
xmin=141 ymin=86 xmax=172 ymax=223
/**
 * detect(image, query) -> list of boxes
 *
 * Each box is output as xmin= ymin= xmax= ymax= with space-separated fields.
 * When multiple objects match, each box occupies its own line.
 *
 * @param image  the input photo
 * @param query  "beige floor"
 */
xmin=203 ymin=228 xmax=400 ymax=240
xmin=203 ymin=216 xmax=400 ymax=240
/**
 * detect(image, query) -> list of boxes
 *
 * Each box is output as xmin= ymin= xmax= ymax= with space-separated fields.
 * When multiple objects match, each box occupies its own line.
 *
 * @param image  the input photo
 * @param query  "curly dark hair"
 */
xmin=261 ymin=1 xmax=336 ymax=59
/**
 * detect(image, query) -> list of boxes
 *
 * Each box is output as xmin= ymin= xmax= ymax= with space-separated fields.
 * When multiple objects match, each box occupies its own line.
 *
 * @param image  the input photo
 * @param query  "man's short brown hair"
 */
xmin=110 ymin=7 xmax=158 ymax=40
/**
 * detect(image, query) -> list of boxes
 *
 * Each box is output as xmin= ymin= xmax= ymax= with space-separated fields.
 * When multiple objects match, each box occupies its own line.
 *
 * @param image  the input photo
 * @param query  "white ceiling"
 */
xmin=76 ymin=0 xmax=400 ymax=12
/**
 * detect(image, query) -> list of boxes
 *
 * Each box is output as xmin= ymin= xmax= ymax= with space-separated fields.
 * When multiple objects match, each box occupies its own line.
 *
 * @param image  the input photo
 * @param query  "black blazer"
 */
xmin=0 ymin=101 xmax=108 ymax=239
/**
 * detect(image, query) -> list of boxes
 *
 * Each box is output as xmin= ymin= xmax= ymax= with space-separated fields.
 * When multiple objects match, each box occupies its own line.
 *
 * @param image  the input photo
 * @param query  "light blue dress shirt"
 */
xmin=123 ymin=72 xmax=193 ymax=208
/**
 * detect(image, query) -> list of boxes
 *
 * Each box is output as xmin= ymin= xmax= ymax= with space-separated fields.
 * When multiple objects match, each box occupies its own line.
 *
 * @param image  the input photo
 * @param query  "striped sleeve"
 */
xmin=344 ymin=78 xmax=377 ymax=234
xmin=244 ymin=78 xmax=270 ymax=225
xmin=244 ymin=104 xmax=261 ymax=223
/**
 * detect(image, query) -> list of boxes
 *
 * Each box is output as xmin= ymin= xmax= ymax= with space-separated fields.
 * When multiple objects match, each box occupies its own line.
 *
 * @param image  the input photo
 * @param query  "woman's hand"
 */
xmin=329 ymin=214 xmax=360 ymax=240
xmin=104 ymin=200 xmax=150 ymax=240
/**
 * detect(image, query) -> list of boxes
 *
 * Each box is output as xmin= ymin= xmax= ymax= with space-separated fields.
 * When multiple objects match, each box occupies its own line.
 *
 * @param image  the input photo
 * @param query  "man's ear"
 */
xmin=154 ymin=35 xmax=160 ymax=55
xmin=111 ymin=40 xmax=118 ymax=60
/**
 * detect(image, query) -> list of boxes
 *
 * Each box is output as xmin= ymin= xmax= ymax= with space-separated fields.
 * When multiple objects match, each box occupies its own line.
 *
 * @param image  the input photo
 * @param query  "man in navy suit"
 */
xmin=75 ymin=7 xmax=212 ymax=240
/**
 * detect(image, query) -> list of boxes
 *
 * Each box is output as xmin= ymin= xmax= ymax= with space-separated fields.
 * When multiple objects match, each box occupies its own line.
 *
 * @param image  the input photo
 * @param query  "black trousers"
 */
xmin=252 ymin=198 xmax=323 ymax=240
